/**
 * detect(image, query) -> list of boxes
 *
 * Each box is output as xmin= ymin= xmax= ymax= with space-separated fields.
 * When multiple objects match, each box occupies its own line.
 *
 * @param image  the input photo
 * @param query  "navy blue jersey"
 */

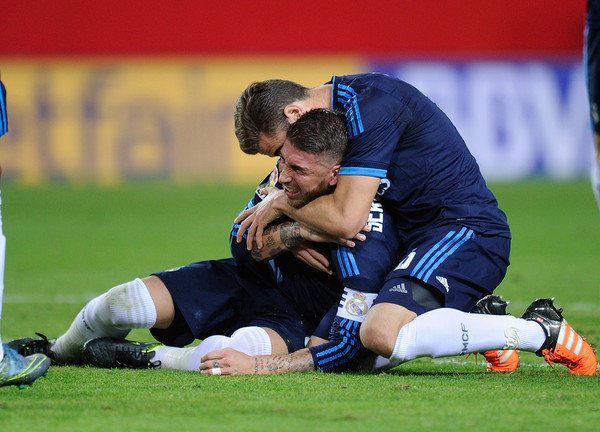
xmin=328 ymin=73 xmax=510 ymax=238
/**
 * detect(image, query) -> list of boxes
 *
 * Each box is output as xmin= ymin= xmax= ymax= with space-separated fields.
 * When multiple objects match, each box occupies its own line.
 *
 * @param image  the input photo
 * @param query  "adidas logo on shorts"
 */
xmin=389 ymin=283 xmax=408 ymax=294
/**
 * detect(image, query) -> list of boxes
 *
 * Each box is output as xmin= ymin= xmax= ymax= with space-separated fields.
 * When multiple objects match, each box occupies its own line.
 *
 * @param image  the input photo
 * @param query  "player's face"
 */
xmin=258 ymin=131 xmax=287 ymax=157
xmin=278 ymin=140 xmax=338 ymax=208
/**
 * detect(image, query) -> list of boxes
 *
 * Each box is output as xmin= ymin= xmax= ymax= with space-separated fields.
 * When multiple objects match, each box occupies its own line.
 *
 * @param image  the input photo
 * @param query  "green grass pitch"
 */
xmin=0 ymin=180 xmax=599 ymax=431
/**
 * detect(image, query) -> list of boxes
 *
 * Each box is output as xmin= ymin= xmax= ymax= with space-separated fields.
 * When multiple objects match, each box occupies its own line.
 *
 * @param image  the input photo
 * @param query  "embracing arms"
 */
xmin=236 ymin=175 xmax=381 ymax=250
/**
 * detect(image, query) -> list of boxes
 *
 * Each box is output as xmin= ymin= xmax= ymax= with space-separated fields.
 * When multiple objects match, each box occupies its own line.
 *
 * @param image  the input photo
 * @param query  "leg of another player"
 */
xmin=361 ymin=304 xmax=545 ymax=367
xmin=360 ymin=303 xmax=416 ymax=358
xmin=0 ymin=162 xmax=52 ymax=387
xmin=362 ymin=304 xmax=546 ymax=362
xmin=50 ymin=276 xmax=169 ymax=363
xmin=358 ymin=275 xmax=543 ymax=361
xmin=361 ymin=282 xmax=597 ymax=375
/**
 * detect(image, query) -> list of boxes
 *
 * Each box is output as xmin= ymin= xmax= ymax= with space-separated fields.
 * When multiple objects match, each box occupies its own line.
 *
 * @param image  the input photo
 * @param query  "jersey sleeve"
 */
xmin=334 ymin=80 xmax=412 ymax=178
xmin=339 ymin=118 xmax=407 ymax=178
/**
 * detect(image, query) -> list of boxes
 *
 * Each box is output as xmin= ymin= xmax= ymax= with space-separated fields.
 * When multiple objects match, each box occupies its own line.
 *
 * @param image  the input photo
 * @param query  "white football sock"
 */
xmin=154 ymin=335 xmax=228 ymax=370
xmin=227 ymin=326 xmax=272 ymax=355
xmin=155 ymin=326 xmax=272 ymax=371
xmin=390 ymin=308 xmax=546 ymax=363
xmin=52 ymin=278 xmax=157 ymax=362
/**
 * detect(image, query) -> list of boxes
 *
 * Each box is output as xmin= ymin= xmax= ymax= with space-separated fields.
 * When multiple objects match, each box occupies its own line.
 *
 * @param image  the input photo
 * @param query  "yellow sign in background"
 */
xmin=0 ymin=57 xmax=364 ymax=185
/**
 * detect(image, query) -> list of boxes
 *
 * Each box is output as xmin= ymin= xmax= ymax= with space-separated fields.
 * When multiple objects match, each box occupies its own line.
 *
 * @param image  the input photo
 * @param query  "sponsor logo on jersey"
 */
xmin=256 ymin=165 xmax=280 ymax=199
xmin=267 ymin=165 xmax=279 ymax=188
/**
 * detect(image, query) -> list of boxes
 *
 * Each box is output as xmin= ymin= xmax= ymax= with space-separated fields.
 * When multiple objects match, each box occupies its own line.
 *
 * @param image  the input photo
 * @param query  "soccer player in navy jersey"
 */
xmin=204 ymin=74 xmax=596 ymax=375
xmin=0 ymin=78 xmax=52 ymax=388
xmin=586 ymin=0 xmax=600 ymax=210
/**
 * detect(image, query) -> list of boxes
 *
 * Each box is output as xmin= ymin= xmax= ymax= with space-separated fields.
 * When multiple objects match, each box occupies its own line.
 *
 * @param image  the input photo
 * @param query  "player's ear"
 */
xmin=283 ymin=104 xmax=304 ymax=123
xmin=329 ymin=165 xmax=341 ymax=186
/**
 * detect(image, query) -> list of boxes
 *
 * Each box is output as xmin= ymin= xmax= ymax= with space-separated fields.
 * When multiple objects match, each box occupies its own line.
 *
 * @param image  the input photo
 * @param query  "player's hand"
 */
xmin=200 ymin=348 xmax=255 ymax=376
xmin=292 ymin=244 xmax=333 ymax=274
xmin=235 ymin=188 xmax=284 ymax=250
xmin=358 ymin=224 xmax=371 ymax=235
xmin=234 ymin=206 xmax=257 ymax=238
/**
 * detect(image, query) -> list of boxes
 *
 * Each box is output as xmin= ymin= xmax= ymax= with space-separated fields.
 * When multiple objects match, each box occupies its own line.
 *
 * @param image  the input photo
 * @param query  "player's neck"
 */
xmin=308 ymin=85 xmax=333 ymax=110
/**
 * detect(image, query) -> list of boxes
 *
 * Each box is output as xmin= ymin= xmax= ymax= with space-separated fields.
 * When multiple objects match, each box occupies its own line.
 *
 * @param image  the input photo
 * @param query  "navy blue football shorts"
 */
xmin=374 ymin=225 xmax=511 ymax=315
xmin=150 ymin=258 xmax=311 ymax=352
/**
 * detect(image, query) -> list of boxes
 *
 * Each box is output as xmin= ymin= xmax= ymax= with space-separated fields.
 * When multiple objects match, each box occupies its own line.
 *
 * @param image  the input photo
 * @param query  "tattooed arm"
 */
xmin=200 ymin=348 xmax=316 ymax=375
xmin=248 ymin=221 xmax=303 ymax=261
xmin=249 ymin=220 xmax=343 ymax=262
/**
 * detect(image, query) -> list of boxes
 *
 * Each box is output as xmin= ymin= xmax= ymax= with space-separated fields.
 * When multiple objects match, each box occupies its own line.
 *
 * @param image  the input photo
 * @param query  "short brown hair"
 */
xmin=234 ymin=79 xmax=310 ymax=154
xmin=286 ymin=109 xmax=348 ymax=166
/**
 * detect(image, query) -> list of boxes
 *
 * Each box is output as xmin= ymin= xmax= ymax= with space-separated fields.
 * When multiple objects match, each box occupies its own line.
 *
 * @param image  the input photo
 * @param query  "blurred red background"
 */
xmin=0 ymin=0 xmax=586 ymax=57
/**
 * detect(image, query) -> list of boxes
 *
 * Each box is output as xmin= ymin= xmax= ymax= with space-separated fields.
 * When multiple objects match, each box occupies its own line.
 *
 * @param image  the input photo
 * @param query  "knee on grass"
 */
xmin=360 ymin=316 xmax=398 ymax=358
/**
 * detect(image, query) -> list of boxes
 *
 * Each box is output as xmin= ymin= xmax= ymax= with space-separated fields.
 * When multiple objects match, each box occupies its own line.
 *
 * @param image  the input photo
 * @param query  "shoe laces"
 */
xmin=541 ymin=349 xmax=576 ymax=369
xmin=542 ymin=334 xmax=591 ymax=369
xmin=34 ymin=332 xmax=50 ymax=341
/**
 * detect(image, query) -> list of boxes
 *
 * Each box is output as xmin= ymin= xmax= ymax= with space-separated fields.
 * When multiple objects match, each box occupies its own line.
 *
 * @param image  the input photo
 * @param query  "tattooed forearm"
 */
xmin=250 ymin=225 xmax=282 ymax=260
xmin=248 ymin=222 xmax=306 ymax=261
xmin=280 ymin=222 xmax=304 ymax=249
xmin=251 ymin=243 xmax=283 ymax=260
xmin=253 ymin=349 xmax=315 ymax=375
